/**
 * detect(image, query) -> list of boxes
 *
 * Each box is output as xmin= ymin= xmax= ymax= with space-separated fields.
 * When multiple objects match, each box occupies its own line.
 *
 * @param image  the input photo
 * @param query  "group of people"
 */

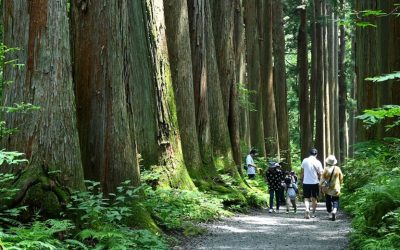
xmin=245 ymin=148 xmax=344 ymax=221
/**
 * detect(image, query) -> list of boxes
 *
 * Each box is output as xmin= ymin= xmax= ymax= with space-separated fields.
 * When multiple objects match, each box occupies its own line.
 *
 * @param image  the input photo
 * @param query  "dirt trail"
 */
xmin=176 ymin=202 xmax=351 ymax=250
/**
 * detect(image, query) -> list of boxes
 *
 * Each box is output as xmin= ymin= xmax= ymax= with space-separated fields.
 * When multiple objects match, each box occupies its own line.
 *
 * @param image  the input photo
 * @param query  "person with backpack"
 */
xmin=245 ymin=149 xmax=258 ymax=179
xmin=320 ymin=155 xmax=344 ymax=221
xmin=301 ymin=148 xmax=323 ymax=219
xmin=284 ymin=171 xmax=298 ymax=213
xmin=265 ymin=162 xmax=285 ymax=213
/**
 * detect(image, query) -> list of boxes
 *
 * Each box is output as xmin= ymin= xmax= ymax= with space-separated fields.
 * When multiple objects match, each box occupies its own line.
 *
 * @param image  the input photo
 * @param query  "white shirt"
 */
xmin=301 ymin=155 xmax=323 ymax=184
xmin=246 ymin=154 xmax=256 ymax=175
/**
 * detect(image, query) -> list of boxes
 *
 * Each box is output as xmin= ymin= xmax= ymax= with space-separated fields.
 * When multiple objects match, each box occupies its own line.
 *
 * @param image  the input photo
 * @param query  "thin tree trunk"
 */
xmin=297 ymin=3 xmax=311 ymax=160
xmin=244 ymin=0 xmax=266 ymax=156
xmin=234 ymin=0 xmax=250 ymax=151
xmin=272 ymin=0 xmax=291 ymax=168
xmin=314 ymin=0 xmax=326 ymax=164
xmin=261 ymin=0 xmax=279 ymax=159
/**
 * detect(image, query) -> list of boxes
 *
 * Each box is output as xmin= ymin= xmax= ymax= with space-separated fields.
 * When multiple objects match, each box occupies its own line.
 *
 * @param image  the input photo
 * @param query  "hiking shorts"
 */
xmin=303 ymin=184 xmax=319 ymax=199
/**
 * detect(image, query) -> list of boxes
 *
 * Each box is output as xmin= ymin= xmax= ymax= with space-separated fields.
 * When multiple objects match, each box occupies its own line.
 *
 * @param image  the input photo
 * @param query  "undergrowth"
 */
xmin=341 ymin=137 xmax=400 ymax=250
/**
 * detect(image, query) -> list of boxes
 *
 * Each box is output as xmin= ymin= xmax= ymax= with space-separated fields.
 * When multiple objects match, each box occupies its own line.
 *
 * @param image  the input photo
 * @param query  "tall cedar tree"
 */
xmin=2 ymin=0 xmax=84 ymax=213
xmin=71 ymin=0 xmax=140 ymax=193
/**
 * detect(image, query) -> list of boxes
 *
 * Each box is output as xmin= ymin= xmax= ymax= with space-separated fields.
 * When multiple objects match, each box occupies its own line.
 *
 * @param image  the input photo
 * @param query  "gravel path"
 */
xmin=176 ymin=202 xmax=351 ymax=250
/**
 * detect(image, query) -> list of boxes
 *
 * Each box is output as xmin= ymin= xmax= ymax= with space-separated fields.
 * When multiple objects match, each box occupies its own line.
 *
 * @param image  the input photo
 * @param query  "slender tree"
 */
xmin=272 ymin=0 xmax=291 ymax=168
xmin=297 ymin=3 xmax=312 ymax=160
xmin=244 ymin=0 xmax=266 ymax=156
xmin=260 ymin=0 xmax=279 ymax=159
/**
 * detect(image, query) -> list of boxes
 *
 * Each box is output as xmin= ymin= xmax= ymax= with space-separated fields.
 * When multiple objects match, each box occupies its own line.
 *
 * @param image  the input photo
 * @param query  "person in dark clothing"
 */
xmin=265 ymin=162 xmax=285 ymax=213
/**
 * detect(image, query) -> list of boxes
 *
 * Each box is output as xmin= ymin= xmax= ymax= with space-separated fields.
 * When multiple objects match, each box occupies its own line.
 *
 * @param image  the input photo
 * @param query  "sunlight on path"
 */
xmin=177 ymin=202 xmax=351 ymax=250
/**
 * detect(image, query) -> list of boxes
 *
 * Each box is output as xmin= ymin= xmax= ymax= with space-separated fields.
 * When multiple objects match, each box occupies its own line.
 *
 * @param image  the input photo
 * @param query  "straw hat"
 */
xmin=325 ymin=155 xmax=337 ymax=166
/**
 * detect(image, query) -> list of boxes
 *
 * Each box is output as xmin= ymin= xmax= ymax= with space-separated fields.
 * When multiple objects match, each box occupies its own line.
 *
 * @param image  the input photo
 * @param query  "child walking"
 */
xmin=284 ymin=172 xmax=298 ymax=213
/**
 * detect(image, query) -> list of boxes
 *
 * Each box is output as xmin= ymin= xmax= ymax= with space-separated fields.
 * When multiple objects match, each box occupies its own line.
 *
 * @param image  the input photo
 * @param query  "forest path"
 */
xmin=175 ymin=202 xmax=351 ymax=250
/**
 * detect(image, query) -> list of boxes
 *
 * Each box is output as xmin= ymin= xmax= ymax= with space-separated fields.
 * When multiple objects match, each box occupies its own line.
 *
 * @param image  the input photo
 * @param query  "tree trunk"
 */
xmin=297 ymin=3 xmax=312 ymax=160
xmin=210 ymin=0 xmax=241 ymax=166
xmin=2 ymin=0 xmax=84 ymax=214
xmin=137 ymin=0 xmax=196 ymax=189
xmin=272 ymin=0 xmax=291 ymax=168
xmin=260 ymin=0 xmax=279 ymax=159
xmin=234 ymin=0 xmax=251 ymax=152
xmin=164 ymin=0 xmax=205 ymax=180
xmin=314 ymin=0 xmax=326 ymax=164
xmin=71 ymin=0 xmax=139 ymax=194
xmin=244 ymin=0 xmax=266 ymax=156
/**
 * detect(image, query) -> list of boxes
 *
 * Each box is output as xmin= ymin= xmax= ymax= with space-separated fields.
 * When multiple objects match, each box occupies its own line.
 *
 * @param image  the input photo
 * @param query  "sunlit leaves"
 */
xmin=356 ymin=105 xmax=400 ymax=130
xmin=365 ymin=72 xmax=400 ymax=83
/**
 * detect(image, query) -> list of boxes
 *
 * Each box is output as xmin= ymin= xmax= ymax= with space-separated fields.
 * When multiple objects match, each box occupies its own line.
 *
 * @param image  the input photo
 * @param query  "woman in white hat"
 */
xmin=320 ymin=155 xmax=344 ymax=221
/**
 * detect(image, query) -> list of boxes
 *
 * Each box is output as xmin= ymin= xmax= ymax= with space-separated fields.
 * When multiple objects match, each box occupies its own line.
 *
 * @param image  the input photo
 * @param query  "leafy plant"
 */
xmin=143 ymin=185 xmax=228 ymax=230
xmin=237 ymin=82 xmax=257 ymax=111
xmin=341 ymin=138 xmax=400 ymax=249
xmin=0 ymin=219 xmax=80 ymax=250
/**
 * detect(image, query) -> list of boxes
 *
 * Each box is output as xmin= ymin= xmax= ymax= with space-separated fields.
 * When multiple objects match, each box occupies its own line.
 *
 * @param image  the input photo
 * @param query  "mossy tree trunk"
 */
xmin=234 ymin=0 xmax=251 ymax=153
xmin=142 ymin=0 xmax=195 ymax=189
xmin=163 ymin=0 xmax=206 ymax=181
xmin=210 ymin=0 xmax=241 ymax=166
xmin=2 ymin=0 xmax=84 ymax=215
xmin=71 ymin=0 xmax=139 ymax=194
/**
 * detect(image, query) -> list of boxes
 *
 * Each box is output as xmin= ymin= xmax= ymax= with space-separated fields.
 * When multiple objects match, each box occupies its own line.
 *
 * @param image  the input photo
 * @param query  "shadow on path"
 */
xmin=177 ymin=202 xmax=351 ymax=250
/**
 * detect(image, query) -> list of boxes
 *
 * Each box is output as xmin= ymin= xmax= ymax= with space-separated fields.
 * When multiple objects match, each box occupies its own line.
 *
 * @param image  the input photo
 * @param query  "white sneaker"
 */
xmin=311 ymin=212 xmax=316 ymax=218
xmin=269 ymin=209 xmax=273 ymax=213
xmin=304 ymin=210 xmax=310 ymax=219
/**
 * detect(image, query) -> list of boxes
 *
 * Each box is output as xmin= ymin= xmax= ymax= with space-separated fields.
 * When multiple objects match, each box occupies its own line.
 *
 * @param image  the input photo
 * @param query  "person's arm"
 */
xmin=338 ymin=168 xmax=344 ymax=184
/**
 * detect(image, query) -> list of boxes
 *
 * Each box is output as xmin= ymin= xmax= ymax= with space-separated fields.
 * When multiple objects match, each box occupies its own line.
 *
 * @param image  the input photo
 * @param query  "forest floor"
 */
xmin=174 ymin=202 xmax=351 ymax=250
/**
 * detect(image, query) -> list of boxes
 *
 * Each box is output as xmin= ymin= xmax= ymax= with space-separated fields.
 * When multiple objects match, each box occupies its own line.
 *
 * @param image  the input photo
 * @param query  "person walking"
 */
xmin=301 ymin=148 xmax=323 ymax=219
xmin=265 ymin=162 xmax=285 ymax=213
xmin=246 ymin=149 xmax=258 ymax=179
xmin=284 ymin=171 xmax=298 ymax=213
xmin=321 ymin=155 xmax=344 ymax=221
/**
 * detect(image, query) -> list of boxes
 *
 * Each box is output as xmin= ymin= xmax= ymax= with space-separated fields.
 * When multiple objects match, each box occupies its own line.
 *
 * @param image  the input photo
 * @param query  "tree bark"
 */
xmin=164 ymin=0 xmax=205 ymax=180
xmin=137 ymin=0 xmax=196 ymax=189
xmin=244 ymin=0 xmax=266 ymax=156
xmin=71 ymin=0 xmax=139 ymax=194
xmin=272 ymin=0 xmax=291 ymax=168
xmin=260 ymin=0 xmax=279 ymax=159
xmin=297 ymin=3 xmax=312 ymax=160
xmin=234 ymin=0 xmax=250 ymax=151
xmin=314 ymin=0 xmax=326 ymax=164
xmin=2 ymin=0 xmax=84 ymax=213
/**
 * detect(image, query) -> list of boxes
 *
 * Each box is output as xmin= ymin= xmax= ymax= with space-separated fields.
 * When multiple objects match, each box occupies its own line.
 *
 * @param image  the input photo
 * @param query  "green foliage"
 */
xmin=365 ymin=71 xmax=400 ymax=83
xmin=77 ymin=226 xmax=166 ymax=250
xmin=237 ymin=82 xmax=257 ymax=112
xmin=356 ymin=105 xmax=400 ymax=130
xmin=0 ymin=219 xmax=79 ymax=250
xmin=341 ymin=139 xmax=400 ymax=249
xmin=66 ymin=180 xmax=140 ymax=229
xmin=142 ymin=182 xmax=229 ymax=230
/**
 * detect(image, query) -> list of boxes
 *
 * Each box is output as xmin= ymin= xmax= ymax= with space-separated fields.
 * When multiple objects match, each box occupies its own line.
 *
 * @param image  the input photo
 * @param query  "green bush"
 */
xmin=342 ymin=138 xmax=400 ymax=250
xmin=143 ymin=184 xmax=230 ymax=230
